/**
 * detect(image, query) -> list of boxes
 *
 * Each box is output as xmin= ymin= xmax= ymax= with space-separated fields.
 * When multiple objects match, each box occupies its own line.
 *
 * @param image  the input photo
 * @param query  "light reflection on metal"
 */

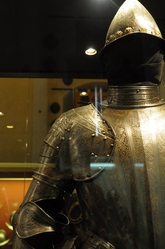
xmin=90 ymin=163 xmax=115 ymax=168
xmin=94 ymin=86 xmax=98 ymax=136
xmin=0 ymin=238 xmax=10 ymax=247
xmin=109 ymin=0 xmax=119 ymax=9
xmin=5 ymin=210 xmax=16 ymax=231
xmin=94 ymin=86 xmax=104 ymax=134
xmin=5 ymin=222 xmax=13 ymax=231
xmin=99 ymin=87 xmax=103 ymax=112
xmin=0 ymin=229 xmax=10 ymax=247
xmin=149 ymin=117 xmax=156 ymax=133
xmin=99 ymin=0 xmax=165 ymax=64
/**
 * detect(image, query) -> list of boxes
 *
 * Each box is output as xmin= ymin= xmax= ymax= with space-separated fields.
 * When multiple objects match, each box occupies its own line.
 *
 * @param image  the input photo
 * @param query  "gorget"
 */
xmin=104 ymin=84 xmax=163 ymax=108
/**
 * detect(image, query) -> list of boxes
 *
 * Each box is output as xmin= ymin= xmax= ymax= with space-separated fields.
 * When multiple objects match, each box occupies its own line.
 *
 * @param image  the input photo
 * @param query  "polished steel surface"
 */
xmin=42 ymin=104 xmax=115 ymax=180
xmin=76 ymin=101 xmax=165 ymax=249
xmin=104 ymin=0 xmax=163 ymax=46
xmin=12 ymin=236 xmax=34 ymax=249
xmin=106 ymin=85 xmax=162 ymax=107
xmin=80 ymin=232 xmax=115 ymax=249
xmin=16 ymin=202 xmax=68 ymax=238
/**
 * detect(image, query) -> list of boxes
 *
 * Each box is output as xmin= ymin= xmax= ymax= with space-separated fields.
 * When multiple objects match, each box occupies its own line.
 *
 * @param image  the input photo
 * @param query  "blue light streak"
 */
xmin=90 ymin=162 xmax=115 ymax=168
xmin=134 ymin=163 xmax=144 ymax=168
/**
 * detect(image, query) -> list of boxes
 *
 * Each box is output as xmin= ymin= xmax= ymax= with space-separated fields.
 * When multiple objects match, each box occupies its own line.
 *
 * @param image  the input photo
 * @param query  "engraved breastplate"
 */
xmin=76 ymin=99 xmax=165 ymax=249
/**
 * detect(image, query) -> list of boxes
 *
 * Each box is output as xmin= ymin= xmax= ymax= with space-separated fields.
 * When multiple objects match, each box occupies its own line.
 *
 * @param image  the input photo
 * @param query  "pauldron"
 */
xmin=41 ymin=104 xmax=116 ymax=181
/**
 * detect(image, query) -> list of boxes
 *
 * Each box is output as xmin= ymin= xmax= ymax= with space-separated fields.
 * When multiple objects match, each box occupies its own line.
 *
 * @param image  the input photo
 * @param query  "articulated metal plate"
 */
xmin=15 ymin=201 xmax=69 ymax=239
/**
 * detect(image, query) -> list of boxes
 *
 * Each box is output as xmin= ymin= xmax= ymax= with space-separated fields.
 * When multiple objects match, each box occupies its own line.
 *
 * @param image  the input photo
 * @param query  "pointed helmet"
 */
xmin=99 ymin=0 xmax=165 ymax=64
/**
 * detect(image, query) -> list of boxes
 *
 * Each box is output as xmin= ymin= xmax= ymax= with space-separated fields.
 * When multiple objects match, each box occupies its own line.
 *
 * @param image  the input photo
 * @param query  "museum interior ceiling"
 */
xmin=0 ymin=0 xmax=165 ymax=79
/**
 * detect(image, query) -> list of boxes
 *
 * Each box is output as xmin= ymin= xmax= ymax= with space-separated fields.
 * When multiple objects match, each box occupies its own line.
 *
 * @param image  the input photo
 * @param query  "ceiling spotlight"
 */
xmin=6 ymin=125 xmax=14 ymax=129
xmin=17 ymin=139 xmax=22 ymax=142
xmin=0 ymin=112 xmax=4 ymax=116
xmin=85 ymin=48 xmax=97 ymax=56
xmin=80 ymin=91 xmax=88 ymax=96
xmin=78 ymin=91 xmax=90 ymax=106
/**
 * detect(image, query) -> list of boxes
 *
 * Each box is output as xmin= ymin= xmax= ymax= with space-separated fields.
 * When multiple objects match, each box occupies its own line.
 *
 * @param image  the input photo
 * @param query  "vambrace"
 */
xmin=12 ymin=113 xmax=76 ymax=249
xmin=12 ymin=164 xmax=75 ymax=249
xmin=79 ymin=232 xmax=115 ymax=249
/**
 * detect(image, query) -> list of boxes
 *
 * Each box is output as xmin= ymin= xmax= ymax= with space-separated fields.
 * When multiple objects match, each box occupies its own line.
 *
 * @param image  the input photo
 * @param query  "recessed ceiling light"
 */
xmin=85 ymin=48 xmax=97 ymax=56
xmin=17 ymin=139 xmax=22 ymax=142
xmin=80 ymin=91 xmax=88 ymax=96
xmin=6 ymin=125 xmax=14 ymax=129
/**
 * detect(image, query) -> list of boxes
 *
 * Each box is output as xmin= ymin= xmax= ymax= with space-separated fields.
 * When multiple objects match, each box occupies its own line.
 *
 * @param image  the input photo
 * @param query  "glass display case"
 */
xmin=1 ymin=1 xmax=165 ymax=248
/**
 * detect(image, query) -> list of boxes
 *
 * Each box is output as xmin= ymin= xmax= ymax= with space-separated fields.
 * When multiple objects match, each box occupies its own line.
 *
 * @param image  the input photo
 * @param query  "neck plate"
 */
xmin=106 ymin=85 xmax=162 ymax=108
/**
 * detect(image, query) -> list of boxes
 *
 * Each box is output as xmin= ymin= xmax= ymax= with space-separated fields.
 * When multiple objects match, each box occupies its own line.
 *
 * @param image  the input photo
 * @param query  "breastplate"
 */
xmin=75 ymin=102 xmax=165 ymax=249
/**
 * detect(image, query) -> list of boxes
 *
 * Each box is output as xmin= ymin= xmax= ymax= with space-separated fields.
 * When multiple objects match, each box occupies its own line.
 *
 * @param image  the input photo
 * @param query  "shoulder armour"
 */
xmin=67 ymin=104 xmax=116 ymax=181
